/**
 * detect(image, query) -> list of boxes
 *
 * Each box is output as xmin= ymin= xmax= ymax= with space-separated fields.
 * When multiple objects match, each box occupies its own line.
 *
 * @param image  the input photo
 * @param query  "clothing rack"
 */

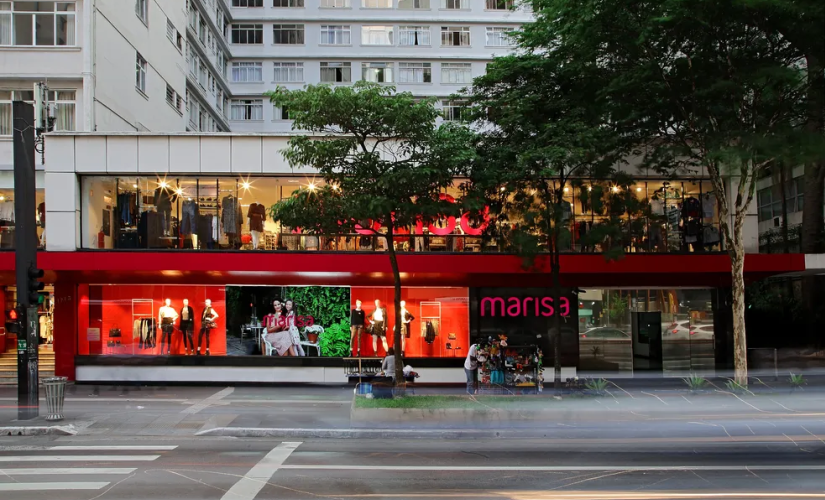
xmin=419 ymin=301 xmax=442 ymax=356
xmin=132 ymin=299 xmax=155 ymax=354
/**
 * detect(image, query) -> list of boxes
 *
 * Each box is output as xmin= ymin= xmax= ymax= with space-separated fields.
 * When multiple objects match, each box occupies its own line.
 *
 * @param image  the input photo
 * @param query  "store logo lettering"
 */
xmin=272 ymin=316 xmax=315 ymax=328
xmin=481 ymin=297 xmax=571 ymax=318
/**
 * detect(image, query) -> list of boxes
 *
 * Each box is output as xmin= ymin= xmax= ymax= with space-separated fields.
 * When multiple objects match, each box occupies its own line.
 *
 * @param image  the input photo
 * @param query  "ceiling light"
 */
xmin=587 ymin=186 xmax=592 ymax=192
xmin=563 ymin=187 xmax=569 ymax=193
xmin=500 ymin=186 xmax=506 ymax=192
xmin=133 ymin=184 xmax=138 ymax=188
xmin=242 ymin=182 xmax=251 ymax=190
xmin=0 ymin=196 xmax=4 ymax=201
xmin=636 ymin=187 xmax=642 ymax=192
xmin=160 ymin=181 xmax=168 ymax=189
xmin=612 ymin=186 xmax=619 ymax=193
xmin=175 ymin=189 xmax=183 ymax=195
xmin=307 ymin=183 xmax=316 ymax=192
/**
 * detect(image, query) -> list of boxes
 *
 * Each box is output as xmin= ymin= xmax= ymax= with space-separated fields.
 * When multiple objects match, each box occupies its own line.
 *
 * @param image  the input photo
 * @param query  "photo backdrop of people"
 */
xmin=225 ymin=285 xmax=351 ymax=356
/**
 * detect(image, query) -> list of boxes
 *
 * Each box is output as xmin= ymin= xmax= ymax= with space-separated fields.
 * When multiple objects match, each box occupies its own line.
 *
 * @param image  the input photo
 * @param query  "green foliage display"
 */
xmin=319 ymin=322 xmax=351 ymax=358
xmin=283 ymin=286 xmax=350 ymax=329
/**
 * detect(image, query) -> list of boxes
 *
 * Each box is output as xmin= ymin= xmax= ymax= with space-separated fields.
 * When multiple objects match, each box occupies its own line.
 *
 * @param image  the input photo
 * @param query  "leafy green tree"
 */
xmin=268 ymin=82 xmax=477 ymax=383
xmin=521 ymin=0 xmax=814 ymax=385
xmin=465 ymin=44 xmax=631 ymax=390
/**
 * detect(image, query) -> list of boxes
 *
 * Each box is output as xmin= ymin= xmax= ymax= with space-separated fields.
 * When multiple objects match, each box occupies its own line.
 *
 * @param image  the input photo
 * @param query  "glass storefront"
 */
xmin=0 ymin=171 xmax=46 ymax=250
xmin=77 ymin=284 xmax=469 ymax=359
xmin=577 ymin=288 xmax=716 ymax=376
xmin=79 ymin=175 xmax=721 ymax=254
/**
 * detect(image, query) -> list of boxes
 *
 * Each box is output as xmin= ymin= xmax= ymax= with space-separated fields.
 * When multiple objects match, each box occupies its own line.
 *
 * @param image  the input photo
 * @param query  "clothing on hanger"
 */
xmin=702 ymin=194 xmax=716 ymax=218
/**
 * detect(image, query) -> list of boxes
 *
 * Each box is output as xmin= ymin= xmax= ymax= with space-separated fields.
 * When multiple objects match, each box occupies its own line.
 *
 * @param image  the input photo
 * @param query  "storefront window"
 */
xmin=79 ymin=175 xmax=720 ymax=254
xmin=577 ymin=288 xmax=716 ymax=376
xmin=78 ymin=284 xmax=469 ymax=358
xmin=0 ymin=171 xmax=46 ymax=250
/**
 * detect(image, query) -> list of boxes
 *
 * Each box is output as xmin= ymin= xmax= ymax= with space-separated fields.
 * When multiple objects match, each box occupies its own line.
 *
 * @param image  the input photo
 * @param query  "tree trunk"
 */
xmin=801 ymin=52 xmax=825 ymax=345
xmin=550 ymin=187 xmax=563 ymax=392
xmin=779 ymin=164 xmax=790 ymax=254
xmin=384 ymin=222 xmax=405 ymax=386
xmin=730 ymin=211 xmax=748 ymax=387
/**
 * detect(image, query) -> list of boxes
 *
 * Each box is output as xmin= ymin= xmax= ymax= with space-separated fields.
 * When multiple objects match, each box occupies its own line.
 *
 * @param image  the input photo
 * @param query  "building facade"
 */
xmin=0 ymin=131 xmax=807 ymax=386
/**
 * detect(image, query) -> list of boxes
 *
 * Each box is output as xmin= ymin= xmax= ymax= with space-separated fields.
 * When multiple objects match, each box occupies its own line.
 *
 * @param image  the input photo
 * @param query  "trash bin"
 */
xmin=43 ymin=376 xmax=68 ymax=421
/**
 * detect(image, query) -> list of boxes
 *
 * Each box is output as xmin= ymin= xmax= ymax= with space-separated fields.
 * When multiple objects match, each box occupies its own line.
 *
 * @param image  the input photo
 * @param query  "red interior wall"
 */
xmin=351 ymin=287 xmax=469 ymax=358
xmin=78 ymin=285 xmax=226 ymax=356
xmin=53 ymin=281 xmax=78 ymax=379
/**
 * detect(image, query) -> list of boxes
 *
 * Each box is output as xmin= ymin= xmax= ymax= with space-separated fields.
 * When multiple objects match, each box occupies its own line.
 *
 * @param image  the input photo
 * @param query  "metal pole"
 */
xmin=13 ymin=101 xmax=39 ymax=420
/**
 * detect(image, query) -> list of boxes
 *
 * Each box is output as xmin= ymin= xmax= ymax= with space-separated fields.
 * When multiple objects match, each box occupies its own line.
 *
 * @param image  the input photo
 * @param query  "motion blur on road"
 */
xmin=2 ymin=383 xmax=825 ymax=500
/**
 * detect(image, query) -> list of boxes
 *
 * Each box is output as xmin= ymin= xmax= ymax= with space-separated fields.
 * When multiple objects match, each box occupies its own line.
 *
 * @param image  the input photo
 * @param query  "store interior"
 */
xmin=0 ymin=171 xmax=46 ymax=250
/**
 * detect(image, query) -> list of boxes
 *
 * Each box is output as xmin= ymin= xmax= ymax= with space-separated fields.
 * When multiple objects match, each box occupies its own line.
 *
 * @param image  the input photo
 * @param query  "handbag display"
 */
xmin=109 ymin=326 xmax=122 ymax=338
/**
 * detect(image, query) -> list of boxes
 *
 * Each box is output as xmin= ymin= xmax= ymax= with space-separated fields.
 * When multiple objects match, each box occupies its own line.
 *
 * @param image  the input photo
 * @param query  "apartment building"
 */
xmin=224 ymin=0 xmax=531 ymax=132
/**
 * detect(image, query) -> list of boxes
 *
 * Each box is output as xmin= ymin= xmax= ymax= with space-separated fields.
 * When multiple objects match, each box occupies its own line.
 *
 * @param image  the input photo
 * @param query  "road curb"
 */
xmin=0 ymin=425 xmax=78 ymax=436
xmin=197 ymin=427 xmax=559 ymax=439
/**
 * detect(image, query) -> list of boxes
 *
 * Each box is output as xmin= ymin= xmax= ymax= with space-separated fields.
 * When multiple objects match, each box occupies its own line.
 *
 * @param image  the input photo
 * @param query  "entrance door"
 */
xmin=632 ymin=311 xmax=663 ymax=372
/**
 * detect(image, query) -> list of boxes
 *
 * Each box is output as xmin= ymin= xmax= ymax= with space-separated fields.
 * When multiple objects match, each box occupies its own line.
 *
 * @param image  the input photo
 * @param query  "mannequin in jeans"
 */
xmin=197 ymin=299 xmax=219 ymax=355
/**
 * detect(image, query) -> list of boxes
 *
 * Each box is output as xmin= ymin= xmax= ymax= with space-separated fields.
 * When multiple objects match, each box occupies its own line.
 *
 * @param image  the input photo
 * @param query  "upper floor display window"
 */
xmin=0 ymin=1 xmax=76 ymax=46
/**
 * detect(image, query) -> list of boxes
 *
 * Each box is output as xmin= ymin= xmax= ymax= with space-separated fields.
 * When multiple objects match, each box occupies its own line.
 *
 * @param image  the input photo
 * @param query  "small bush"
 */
xmin=725 ymin=379 xmax=748 ymax=393
xmin=584 ymin=378 xmax=609 ymax=395
xmin=789 ymin=373 xmax=805 ymax=388
xmin=683 ymin=374 xmax=708 ymax=392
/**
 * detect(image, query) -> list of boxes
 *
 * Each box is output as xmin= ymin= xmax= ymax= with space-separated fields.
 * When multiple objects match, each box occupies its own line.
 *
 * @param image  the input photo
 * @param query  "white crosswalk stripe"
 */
xmin=0 ymin=444 xmax=175 ymax=493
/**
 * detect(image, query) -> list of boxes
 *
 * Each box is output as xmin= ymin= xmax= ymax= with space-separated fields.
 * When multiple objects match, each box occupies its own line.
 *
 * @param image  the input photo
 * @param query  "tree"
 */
xmin=521 ymin=0 xmax=810 ymax=385
xmin=267 ymin=82 xmax=477 ymax=383
xmin=465 ymin=52 xmax=628 ymax=391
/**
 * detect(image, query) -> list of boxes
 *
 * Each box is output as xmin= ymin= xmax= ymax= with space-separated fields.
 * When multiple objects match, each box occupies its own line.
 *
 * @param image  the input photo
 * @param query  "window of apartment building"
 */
xmin=136 ymin=0 xmax=148 ymax=24
xmin=399 ymin=0 xmax=430 ymax=9
xmin=231 ymin=23 xmax=263 ymax=44
xmin=218 ymin=53 xmax=227 ymax=77
xmin=232 ymin=0 xmax=263 ymax=6
xmin=441 ymin=62 xmax=471 ymax=84
xmin=363 ymin=0 xmax=391 ymax=8
xmin=273 ymin=62 xmax=304 ymax=82
xmin=231 ymin=62 xmax=263 ymax=82
xmin=361 ymin=26 xmax=393 ymax=46
xmin=136 ymin=53 xmax=147 ymax=94
xmin=442 ymin=0 xmax=467 ymax=8
xmin=230 ymin=99 xmax=263 ymax=120
xmin=441 ymin=26 xmax=470 ymax=47
xmin=320 ymin=25 xmax=351 ymax=45
xmin=320 ymin=62 xmax=352 ymax=83
xmin=217 ymin=89 xmax=224 ymax=112
xmin=0 ymin=1 xmax=77 ymax=46
xmin=273 ymin=24 xmax=304 ymax=44
xmin=198 ymin=59 xmax=208 ymax=89
xmin=362 ymin=62 xmax=393 ymax=83
xmin=398 ymin=26 xmax=430 ymax=46
xmin=188 ymin=4 xmax=198 ymax=30
xmin=0 ymin=89 xmax=75 ymax=135
xmin=273 ymin=104 xmax=291 ymax=120
xmin=757 ymin=178 xmax=805 ymax=222
xmin=166 ymin=19 xmax=183 ymax=51
xmin=166 ymin=85 xmax=183 ymax=115
xmin=198 ymin=19 xmax=207 ymax=44
xmin=273 ymin=0 xmax=303 ymax=6
xmin=441 ymin=100 xmax=466 ymax=122
xmin=485 ymin=0 xmax=514 ymax=9
xmin=321 ymin=0 xmax=350 ymax=7
xmin=486 ymin=27 xmax=512 ymax=47
xmin=398 ymin=62 xmax=431 ymax=83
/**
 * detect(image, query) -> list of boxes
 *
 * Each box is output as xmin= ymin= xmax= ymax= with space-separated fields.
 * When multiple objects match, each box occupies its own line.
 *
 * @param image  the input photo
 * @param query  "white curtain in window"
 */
xmin=0 ymin=13 xmax=11 ymax=45
xmin=55 ymin=103 xmax=75 ymax=131
xmin=0 ymin=103 xmax=11 ymax=135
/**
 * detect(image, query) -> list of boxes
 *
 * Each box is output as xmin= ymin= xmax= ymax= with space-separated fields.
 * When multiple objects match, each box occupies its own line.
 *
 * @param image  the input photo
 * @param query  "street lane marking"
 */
xmin=220 ymin=442 xmax=302 ymax=500
xmin=50 ymin=445 xmax=177 ymax=451
xmin=182 ymin=387 xmax=234 ymax=415
xmin=277 ymin=464 xmax=825 ymax=472
xmin=0 ymin=455 xmax=160 ymax=462
xmin=0 ymin=468 xmax=136 ymax=475
xmin=0 ymin=482 xmax=110 ymax=491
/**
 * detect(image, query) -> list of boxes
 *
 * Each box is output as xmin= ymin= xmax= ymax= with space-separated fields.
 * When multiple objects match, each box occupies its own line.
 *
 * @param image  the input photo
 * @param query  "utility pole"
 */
xmin=14 ymin=101 xmax=44 ymax=420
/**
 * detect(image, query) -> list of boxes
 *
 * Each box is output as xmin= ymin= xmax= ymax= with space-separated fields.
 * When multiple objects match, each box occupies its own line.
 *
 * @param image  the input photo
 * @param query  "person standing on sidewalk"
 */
xmin=464 ymin=343 xmax=479 ymax=395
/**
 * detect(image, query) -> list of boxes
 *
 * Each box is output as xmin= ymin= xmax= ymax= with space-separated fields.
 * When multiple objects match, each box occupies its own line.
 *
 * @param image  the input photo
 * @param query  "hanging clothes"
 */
xmin=0 ymin=201 xmax=15 ymax=222
xmin=221 ymin=196 xmax=239 ymax=235
xmin=702 ymin=194 xmax=716 ymax=218
xmin=424 ymin=321 xmax=437 ymax=344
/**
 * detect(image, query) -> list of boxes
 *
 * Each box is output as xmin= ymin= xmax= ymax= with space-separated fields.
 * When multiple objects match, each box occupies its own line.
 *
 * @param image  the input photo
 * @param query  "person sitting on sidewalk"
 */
xmin=382 ymin=347 xmax=397 ymax=381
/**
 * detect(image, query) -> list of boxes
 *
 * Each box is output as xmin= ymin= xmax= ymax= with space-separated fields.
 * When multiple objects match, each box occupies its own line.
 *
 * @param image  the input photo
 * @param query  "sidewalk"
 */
xmin=2 ymin=380 xmax=825 ymax=439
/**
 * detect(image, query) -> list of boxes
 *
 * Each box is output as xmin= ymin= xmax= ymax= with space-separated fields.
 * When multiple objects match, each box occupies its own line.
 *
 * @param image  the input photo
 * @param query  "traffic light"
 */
xmin=27 ymin=266 xmax=45 ymax=305
xmin=5 ymin=307 xmax=22 ymax=334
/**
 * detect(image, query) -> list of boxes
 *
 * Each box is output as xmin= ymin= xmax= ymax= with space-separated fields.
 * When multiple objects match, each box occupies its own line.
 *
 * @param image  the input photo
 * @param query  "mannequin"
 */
xmin=350 ymin=299 xmax=365 ymax=356
xmin=369 ymin=299 xmax=389 ymax=355
xmin=198 ymin=299 xmax=219 ymax=355
xmin=400 ymin=300 xmax=415 ymax=356
xmin=285 ymin=299 xmax=305 ymax=356
xmin=158 ymin=298 xmax=178 ymax=355
xmin=179 ymin=298 xmax=195 ymax=355
xmin=247 ymin=200 xmax=266 ymax=249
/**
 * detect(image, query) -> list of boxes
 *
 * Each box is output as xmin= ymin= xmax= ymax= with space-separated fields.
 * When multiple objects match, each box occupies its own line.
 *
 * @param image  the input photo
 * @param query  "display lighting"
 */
xmin=563 ymin=187 xmax=569 ymax=193
xmin=331 ymin=184 xmax=340 ymax=191
xmin=500 ymin=186 xmax=506 ymax=192
xmin=636 ymin=187 xmax=642 ymax=192
xmin=307 ymin=183 xmax=317 ymax=192
xmin=611 ymin=186 xmax=619 ymax=193
xmin=588 ymin=186 xmax=592 ymax=191
xmin=133 ymin=184 xmax=138 ymax=188
xmin=0 ymin=196 xmax=4 ymax=201
xmin=242 ymin=181 xmax=251 ymax=190
xmin=175 ymin=188 xmax=183 ymax=196
xmin=159 ymin=181 xmax=168 ymax=189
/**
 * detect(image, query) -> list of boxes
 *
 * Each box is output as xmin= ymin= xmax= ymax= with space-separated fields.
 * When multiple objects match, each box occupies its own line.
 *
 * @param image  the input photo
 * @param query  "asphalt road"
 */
xmin=1 ymin=434 xmax=824 ymax=500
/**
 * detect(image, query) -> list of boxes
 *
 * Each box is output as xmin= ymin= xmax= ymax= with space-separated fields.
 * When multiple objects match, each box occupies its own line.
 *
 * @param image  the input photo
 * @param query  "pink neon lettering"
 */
xmin=481 ymin=297 xmax=570 ymax=318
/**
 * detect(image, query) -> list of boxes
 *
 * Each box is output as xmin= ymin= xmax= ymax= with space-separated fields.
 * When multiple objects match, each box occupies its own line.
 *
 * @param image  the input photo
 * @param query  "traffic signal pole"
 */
xmin=13 ymin=101 xmax=40 ymax=420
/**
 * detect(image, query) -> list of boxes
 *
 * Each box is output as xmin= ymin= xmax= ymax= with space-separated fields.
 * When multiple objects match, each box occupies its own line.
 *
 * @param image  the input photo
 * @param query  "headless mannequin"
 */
xmin=370 ymin=299 xmax=389 ymax=355
xmin=158 ymin=298 xmax=178 ymax=355
xmin=400 ymin=300 xmax=413 ymax=356
xmin=350 ymin=300 xmax=365 ymax=356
